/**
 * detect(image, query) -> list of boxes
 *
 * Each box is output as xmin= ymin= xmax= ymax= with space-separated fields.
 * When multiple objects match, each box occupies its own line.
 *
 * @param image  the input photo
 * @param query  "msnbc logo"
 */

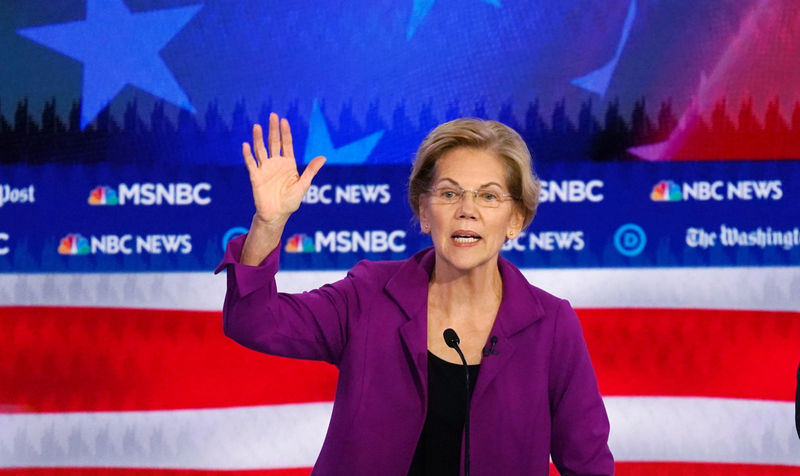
xmin=650 ymin=180 xmax=682 ymax=202
xmin=87 ymin=183 xmax=211 ymax=206
xmin=88 ymin=186 xmax=119 ymax=205
xmin=58 ymin=234 xmax=90 ymax=255
xmin=285 ymin=234 xmax=315 ymax=253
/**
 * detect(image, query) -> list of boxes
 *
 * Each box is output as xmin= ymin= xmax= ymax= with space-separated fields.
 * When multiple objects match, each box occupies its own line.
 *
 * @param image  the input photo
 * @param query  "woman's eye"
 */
xmin=441 ymin=190 xmax=457 ymax=199
xmin=480 ymin=191 xmax=499 ymax=201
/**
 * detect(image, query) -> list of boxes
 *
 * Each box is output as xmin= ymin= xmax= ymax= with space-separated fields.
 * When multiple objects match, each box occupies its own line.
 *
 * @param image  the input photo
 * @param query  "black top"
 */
xmin=407 ymin=351 xmax=480 ymax=476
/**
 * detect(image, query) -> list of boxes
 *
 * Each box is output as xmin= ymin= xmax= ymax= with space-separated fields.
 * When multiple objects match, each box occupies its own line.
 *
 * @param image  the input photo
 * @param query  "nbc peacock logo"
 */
xmin=88 ymin=186 xmax=118 ymax=205
xmin=650 ymin=180 xmax=682 ymax=202
xmin=58 ymin=234 xmax=90 ymax=255
xmin=285 ymin=234 xmax=315 ymax=253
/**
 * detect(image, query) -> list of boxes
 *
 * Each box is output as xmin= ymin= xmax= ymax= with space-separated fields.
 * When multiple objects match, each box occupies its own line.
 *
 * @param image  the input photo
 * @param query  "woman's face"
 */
xmin=419 ymin=147 xmax=523 ymax=275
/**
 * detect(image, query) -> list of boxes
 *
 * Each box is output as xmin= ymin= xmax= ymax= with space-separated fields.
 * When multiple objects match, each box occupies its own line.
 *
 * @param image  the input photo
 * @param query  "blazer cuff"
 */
xmin=214 ymin=233 xmax=281 ymax=297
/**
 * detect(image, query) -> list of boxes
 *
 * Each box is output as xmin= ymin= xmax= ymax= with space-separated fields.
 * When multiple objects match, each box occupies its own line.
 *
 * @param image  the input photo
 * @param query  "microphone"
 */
xmin=482 ymin=336 xmax=499 ymax=356
xmin=443 ymin=328 xmax=471 ymax=476
xmin=443 ymin=328 xmax=460 ymax=348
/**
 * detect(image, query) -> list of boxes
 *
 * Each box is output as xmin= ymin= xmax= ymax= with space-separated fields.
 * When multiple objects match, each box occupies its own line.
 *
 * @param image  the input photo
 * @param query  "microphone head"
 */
xmin=443 ymin=328 xmax=460 ymax=348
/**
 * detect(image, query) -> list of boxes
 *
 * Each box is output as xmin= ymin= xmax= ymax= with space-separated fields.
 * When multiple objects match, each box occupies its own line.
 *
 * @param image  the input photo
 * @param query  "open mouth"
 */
xmin=451 ymin=231 xmax=482 ymax=244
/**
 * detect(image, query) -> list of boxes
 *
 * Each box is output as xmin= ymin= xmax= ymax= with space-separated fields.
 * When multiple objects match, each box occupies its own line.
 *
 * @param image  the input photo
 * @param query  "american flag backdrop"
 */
xmin=2 ymin=268 xmax=800 ymax=474
xmin=2 ymin=0 xmax=800 ymax=474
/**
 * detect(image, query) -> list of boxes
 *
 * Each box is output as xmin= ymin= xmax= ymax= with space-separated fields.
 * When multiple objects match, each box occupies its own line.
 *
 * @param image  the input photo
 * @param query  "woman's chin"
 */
xmin=435 ymin=246 xmax=499 ymax=275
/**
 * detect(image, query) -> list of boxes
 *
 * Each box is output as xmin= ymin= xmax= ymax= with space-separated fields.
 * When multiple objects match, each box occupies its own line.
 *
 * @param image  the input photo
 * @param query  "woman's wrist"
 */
xmin=240 ymin=213 xmax=287 ymax=265
xmin=252 ymin=212 xmax=290 ymax=230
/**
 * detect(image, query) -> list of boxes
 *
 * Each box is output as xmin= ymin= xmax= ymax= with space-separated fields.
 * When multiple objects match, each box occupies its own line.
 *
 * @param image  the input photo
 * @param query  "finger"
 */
xmin=299 ymin=155 xmax=326 ymax=189
xmin=268 ymin=112 xmax=281 ymax=158
xmin=253 ymin=124 xmax=267 ymax=164
xmin=281 ymin=118 xmax=294 ymax=158
xmin=242 ymin=142 xmax=257 ymax=171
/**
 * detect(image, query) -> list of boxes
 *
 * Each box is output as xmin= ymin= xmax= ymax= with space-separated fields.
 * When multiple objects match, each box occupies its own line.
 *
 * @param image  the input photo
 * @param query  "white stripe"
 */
xmin=0 ymin=402 xmax=332 ymax=470
xmin=605 ymin=397 xmax=800 ymax=465
xmin=1 ymin=397 xmax=798 ymax=469
xmin=1 ymin=267 xmax=798 ymax=311
xmin=522 ymin=266 xmax=800 ymax=312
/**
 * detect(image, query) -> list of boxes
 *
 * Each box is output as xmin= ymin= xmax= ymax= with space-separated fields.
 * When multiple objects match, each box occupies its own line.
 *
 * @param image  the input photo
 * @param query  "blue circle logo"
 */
xmin=614 ymin=223 xmax=647 ymax=257
xmin=222 ymin=226 xmax=249 ymax=251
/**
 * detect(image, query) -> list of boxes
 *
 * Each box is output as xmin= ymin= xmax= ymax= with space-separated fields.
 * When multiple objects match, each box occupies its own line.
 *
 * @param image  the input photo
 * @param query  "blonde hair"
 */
xmin=408 ymin=118 xmax=540 ymax=229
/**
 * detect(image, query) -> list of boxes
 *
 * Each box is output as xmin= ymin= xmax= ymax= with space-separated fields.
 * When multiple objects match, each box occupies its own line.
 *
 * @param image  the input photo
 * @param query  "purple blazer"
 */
xmin=216 ymin=235 xmax=613 ymax=475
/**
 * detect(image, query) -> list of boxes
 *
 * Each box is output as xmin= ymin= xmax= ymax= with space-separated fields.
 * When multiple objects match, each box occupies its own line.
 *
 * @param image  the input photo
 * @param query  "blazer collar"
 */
xmin=384 ymin=247 xmax=434 ymax=322
xmin=494 ymin=254 xmax=546 ymax=336
xmin=384 ymin=247 xmax=546 ymax=337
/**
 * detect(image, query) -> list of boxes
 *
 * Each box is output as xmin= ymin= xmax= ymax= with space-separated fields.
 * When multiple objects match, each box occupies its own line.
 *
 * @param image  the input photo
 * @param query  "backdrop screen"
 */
xmin=1 ymin=0 xmax=799 ymax=474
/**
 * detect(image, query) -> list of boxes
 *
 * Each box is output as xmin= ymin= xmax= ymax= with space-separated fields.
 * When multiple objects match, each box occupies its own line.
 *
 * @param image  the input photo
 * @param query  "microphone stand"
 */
xmin=444 ymin=328 xmax=471 ymax=476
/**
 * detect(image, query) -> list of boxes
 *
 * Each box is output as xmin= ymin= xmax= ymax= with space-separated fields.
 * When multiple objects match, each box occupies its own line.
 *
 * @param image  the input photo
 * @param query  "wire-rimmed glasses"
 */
xmin=427 ymin=186 xmax=518 ymax=208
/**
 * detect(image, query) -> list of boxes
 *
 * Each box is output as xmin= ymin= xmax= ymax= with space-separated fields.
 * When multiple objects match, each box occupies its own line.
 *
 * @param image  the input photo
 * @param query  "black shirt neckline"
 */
xmin=427 ymin=349 xmax=481 ymax=367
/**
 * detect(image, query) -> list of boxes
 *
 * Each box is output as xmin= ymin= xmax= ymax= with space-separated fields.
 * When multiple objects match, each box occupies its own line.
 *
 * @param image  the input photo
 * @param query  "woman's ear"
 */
xmin=419 ymin=200 xmax=430 ymax=234
xmin=507 ymin=208 xmax=524 ymax=238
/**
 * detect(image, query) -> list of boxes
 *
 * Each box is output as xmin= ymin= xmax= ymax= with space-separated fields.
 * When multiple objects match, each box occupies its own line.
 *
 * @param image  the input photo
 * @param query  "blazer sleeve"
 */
xmin=548 ymin=299 xmax=614 ymax=475
xmin=214 ymin=234 xmax=361 ymax=366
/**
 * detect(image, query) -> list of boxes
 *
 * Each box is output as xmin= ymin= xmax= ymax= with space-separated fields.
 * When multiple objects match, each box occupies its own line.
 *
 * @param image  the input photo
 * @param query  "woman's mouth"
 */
xmin=451 ymin=231 xmax=482 ymax=244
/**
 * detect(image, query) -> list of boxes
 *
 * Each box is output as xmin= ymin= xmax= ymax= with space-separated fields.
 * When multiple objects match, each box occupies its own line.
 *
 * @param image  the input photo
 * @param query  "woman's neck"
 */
xmin=427 ymin=257 xmax=503 ymax=328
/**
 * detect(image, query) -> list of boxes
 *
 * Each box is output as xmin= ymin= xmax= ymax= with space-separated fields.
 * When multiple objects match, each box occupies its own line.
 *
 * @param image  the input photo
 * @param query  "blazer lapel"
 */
xmin=471 ymin=256 xmax=545 ymax=405
xmin=384 ymin=250 xmax=546 ymax=407
xmin=385 ymin=248 xmax=436 ymax=403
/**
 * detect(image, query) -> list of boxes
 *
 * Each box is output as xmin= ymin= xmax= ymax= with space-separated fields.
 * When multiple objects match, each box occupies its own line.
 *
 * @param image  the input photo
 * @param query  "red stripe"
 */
xmin=1 ymin=306 xmax=798 ymax=413
xmin=611 ymin=462 xmax=800 ymax=475
xmin=578 ymin=308 xmax=800 ymax=401
xmin=0 ymin=306 xmax=338 ymax=412
xmin=3 ymin=462 xmax=799 ymax=475
xmin=0 ymin=470 xmax=312 ymax=476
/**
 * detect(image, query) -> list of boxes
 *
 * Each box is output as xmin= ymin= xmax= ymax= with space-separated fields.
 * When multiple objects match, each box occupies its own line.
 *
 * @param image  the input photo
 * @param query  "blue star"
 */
xmin=17 ymin=0 xmax=201 ymax=129
xmin=407 ymin=0 xmax=501 ymax=39
xmin=303 ymin=101 xmax=384 ymax=166
xmin=571 ymin=0 xmax=637 ymax=96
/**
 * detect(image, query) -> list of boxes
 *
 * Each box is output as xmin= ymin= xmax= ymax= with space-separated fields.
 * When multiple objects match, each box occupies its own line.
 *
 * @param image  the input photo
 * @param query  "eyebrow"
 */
xmin=435 ymin=178 xmax=505 ymax=189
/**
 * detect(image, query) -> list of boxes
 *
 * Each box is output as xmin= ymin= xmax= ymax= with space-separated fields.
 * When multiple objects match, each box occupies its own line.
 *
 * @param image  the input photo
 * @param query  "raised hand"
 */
xmin=239 ymin=113 xmax=325 ymax=265
xmin=243 ymin=112 xmax=326 ymax=225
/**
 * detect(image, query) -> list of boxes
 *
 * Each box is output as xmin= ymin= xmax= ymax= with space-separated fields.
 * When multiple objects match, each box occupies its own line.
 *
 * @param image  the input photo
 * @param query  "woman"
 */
xmin=216 ymin=113 xmax=613 ymax=475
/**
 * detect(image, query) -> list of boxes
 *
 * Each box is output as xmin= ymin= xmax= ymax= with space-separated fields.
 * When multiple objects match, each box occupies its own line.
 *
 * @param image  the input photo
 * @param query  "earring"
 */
xmin=422 ymin=223 xmax=430 ymax=232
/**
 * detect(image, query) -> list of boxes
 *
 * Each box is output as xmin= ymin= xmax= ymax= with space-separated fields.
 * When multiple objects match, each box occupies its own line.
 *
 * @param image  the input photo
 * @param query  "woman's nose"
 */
xmin=457 ymin=192 xmax=478 ymax=219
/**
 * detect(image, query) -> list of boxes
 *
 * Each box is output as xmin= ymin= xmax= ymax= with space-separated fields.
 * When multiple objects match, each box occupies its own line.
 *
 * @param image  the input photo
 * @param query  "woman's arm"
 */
xmin=216 ymin=113 xmax=354 ymax=364
xmin=216 ymin=233 xmax=360 ymax=366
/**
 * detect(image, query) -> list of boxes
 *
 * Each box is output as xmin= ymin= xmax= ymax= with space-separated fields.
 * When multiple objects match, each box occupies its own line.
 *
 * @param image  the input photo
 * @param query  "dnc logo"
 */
xmin=650 ymin=180 xmax=682 ymax=202
xmin=88 ymin=186 xmax=118 ymax=205
xmin=285 ymin=234 xmax=316 ymax=253
xmin=58 ymin=233 xmax=90 ymax=255
xmin=613 ymin=224 xmax=646 ymax=257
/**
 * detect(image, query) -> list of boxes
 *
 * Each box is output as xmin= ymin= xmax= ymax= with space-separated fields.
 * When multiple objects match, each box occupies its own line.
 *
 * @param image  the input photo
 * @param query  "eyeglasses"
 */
xmin=428 ymin=186 xmax=518 ymax=208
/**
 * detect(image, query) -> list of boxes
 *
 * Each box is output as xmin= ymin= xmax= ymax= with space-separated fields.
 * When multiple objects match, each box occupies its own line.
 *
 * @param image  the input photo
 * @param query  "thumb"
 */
xmin=299 ymin=155 xmax=326 ymax=189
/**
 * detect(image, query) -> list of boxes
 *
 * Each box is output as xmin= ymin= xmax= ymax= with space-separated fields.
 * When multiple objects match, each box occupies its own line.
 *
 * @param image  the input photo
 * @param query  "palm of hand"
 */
xmin=243 ymin=114 xmax=326 ymax=223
